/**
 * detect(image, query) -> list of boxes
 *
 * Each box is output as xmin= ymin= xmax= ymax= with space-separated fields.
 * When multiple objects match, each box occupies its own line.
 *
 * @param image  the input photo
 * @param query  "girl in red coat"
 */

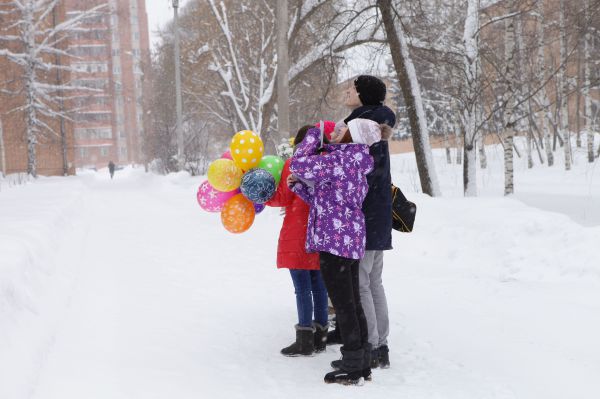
xmin=266 ymin=122 xmax=334 ymax=357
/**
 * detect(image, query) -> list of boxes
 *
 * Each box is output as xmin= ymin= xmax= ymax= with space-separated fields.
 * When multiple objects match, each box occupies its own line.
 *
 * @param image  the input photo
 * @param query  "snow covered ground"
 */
xmin=1 ymin=141 xmax=599 ymax=399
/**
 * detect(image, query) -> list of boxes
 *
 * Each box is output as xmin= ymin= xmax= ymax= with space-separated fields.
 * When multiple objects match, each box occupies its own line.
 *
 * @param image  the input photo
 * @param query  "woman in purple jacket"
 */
xmin=287 ymin=119 xmax=382 ymax=385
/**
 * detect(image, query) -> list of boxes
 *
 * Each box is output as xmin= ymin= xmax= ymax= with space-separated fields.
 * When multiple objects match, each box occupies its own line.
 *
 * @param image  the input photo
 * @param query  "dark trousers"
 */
xmin=319 ymin=252 xmax=368 ymax=351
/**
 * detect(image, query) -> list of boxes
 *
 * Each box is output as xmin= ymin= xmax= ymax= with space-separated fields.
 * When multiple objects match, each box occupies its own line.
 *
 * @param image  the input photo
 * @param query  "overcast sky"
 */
xmin=145 ymin=0 xmax=191 ymax=49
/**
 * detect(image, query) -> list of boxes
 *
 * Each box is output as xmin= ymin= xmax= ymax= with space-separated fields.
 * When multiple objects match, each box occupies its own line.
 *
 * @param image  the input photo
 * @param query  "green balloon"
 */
xmin=258 ymin=155 xmax=284 ymax=184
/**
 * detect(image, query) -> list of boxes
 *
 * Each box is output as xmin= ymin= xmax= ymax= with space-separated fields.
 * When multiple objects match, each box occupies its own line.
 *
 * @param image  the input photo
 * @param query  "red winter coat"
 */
xmin=266 ymin=159 xmax=320 ymax=270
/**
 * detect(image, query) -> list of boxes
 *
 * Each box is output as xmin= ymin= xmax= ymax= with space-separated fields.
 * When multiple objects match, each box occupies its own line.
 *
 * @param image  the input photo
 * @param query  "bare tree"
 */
xmin=378 ymin=0 xmax=441 ymax=197
xmin=0 ymin=0 xmax=105 ymax=177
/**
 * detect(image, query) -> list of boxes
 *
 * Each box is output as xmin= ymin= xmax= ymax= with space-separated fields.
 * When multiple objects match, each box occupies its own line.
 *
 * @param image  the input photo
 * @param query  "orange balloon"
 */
xmin=221 ymin=194 xmax=255 ymax=234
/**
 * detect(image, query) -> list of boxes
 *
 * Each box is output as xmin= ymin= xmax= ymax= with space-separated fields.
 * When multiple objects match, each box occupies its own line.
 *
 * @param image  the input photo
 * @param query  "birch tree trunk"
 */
xmin=461 ymin=0 xmax=480 ymax=196
xmin=378 ymin=0 xmax=441 ymax=197
xmin=559 ymin=0 xmax=572 ymax=171
xmin=515 ymin=15 xmax=533 ymax=169
xmin=503 ymin=5 xmax=517 ymax=195
xmin=504 ymin=136 xmax=514 ymax=195
xmin=24 ymin=2 xmax=38 ymax=177
xmin=536 ymin=0 xmax=554 ymax=166
xmin=444 ymin=130 xmax=452 ymax=164
xmin=478 ymin=129 xmax=487 ymax=169
xmin=584 ymin=0 xmax=594 ymax=162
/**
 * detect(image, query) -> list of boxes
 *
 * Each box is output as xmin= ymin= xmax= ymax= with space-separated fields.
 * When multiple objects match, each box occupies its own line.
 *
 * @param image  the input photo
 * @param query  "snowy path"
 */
xmin=2 ymin=164 xmax=598 ymax=399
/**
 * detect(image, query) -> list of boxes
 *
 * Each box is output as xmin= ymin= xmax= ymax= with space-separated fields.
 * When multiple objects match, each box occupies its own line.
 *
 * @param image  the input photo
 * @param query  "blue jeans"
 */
xmin=289 ymin=269 xmax=329 ymax=328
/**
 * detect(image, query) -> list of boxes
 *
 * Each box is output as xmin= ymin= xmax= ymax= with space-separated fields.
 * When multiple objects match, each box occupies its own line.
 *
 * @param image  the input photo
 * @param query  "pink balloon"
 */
xmin=221 ymin=150 xmax=233 ymax=160
xmin=197 ymin=180 xmax=239 ymax=212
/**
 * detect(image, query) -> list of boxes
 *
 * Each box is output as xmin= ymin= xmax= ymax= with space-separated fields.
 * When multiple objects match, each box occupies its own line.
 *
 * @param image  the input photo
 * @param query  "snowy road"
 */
xmin=2 ymin=156 xmax=599 ymax=399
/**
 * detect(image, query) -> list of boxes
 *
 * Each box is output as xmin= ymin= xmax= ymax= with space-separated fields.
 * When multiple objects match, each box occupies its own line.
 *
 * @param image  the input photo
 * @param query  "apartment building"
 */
xmin=65 ymin=0 xmax=151 ymax=169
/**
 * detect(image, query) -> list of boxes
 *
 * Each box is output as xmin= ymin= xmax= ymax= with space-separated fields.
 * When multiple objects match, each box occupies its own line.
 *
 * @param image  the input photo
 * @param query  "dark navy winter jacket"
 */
xmin=345 ymin=105 xmax=395 ymax=251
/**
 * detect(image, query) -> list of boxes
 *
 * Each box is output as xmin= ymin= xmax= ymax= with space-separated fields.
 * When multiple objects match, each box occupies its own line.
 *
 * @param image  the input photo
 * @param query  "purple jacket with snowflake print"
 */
xmin=288 ymin=128 xmax=374 ymax=260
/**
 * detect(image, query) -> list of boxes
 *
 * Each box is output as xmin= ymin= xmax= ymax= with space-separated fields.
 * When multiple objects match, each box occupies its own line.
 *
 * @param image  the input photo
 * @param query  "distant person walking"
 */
xmin=108 ymin=161 xmax=115 ymax=179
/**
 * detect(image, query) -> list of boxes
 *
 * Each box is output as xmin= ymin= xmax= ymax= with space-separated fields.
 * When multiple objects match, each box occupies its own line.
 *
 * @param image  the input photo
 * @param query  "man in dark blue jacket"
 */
xmin=329 ymin=75 xmax=395 ymax=370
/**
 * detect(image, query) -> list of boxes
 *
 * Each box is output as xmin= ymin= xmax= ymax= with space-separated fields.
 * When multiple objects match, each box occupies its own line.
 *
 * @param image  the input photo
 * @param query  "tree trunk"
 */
xmin=575 ymin=42 xmax=582 ymax=148
xmin=463 ymin=138 xmax=476 ymax=196
xmin=527 ymin=130 xmax=533 ymax=169
xmin=456 ymin=124 xmax=462 ymax=164
xmin=0 ymin=117 xmax=6 ymax=177
xmin=25 ymin=10 xmax=37 ymax=178
xmin=537 ymin=1 xmax=554 ymax=166
xmin=444 ymin=130 xmax=452 ymax=164
xmin=559 ymin=0 xmax=572 ymax=171
xmin=378 ymin=0 xmax=440 ymax=196
xmin=276 ymin=0 xmax=290 ymax=144
xmin=584 ymin=0 xmax=594 ymax=162
xmin=52 ymin=5 xmax=68 ymax=176
xmin=478 ymin=130 xmax=487 ymax=169
xmin=461 ymin=0 xmax=480 ymax=196
xmin=504 ymin=136 xmax=514 ymax=195
xmin=503 ymin=3 xmax=517 ymax=195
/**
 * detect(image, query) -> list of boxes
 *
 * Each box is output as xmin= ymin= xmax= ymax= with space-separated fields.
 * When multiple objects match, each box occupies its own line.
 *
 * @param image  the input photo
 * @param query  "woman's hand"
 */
xmin=329 ymin=127 xmax=348 ymax=143
xmin=287 ymin=174 xmax=298 ymax=186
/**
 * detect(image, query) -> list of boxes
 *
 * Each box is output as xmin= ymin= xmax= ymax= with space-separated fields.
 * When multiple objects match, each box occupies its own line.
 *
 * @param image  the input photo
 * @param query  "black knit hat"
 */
xmin=354 ymin=75 xmax=386 ymax=105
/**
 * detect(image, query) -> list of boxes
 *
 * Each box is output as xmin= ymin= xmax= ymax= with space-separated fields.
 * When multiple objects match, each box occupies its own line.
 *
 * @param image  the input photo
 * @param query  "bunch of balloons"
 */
xmin=196 ymin=130 xmax=285 ymax=234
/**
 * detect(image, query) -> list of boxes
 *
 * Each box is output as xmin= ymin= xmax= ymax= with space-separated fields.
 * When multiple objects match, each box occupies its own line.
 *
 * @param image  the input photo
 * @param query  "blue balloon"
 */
xmin=240 ymin=168 xmax=276 ymax=204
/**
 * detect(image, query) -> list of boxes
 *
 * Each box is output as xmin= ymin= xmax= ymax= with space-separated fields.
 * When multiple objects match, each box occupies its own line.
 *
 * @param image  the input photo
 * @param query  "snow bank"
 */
xmin=0 ymin=177 xmax=88 ymax=399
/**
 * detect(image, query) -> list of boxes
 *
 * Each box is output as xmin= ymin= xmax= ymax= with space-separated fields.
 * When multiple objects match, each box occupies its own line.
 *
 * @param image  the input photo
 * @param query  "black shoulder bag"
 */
xmin=391 ymin=184 xmax=417 ymax=232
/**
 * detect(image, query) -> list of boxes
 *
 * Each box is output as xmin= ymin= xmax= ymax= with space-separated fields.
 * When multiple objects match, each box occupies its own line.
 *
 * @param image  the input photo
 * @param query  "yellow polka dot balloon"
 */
xmin=230 ymin=130 xmax=264 ymax=170
xmin=207 ymin=158 xmax=243 ymax=192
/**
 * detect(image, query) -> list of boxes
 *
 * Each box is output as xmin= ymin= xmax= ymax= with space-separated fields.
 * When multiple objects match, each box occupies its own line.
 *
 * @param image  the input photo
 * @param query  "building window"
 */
xmin=75 ymin=128 xmax=113 ymax=140
xmin=79 ymin=147 xmax=87 ymax=158
xmin=69 ymin=45 xmax=108 ymax=57
xmin=120 ymin=147 xmax=127 ymax=157
xmin=100 ymin=147 xmax=109 ymax=157
xmin=72 ymin=78 xmax=108 ymax=90
xmin=75 ymin=112 xmax=112 ymax=123
xmin=119 ymin=130 xmax=126 ymax=138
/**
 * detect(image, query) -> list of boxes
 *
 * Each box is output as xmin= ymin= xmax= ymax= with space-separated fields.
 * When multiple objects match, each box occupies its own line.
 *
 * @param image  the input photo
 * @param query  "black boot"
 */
xmin=378 ymin=345 xmax=390 ymax=368
xmin=280 ymin=325 xmax=315 ymax=357
xmin=330 ymin=346 xmax=372 ymax=381
xmin=324 ymin=347 xmax=364 ymax=385
xmin=362 ymin=343 xmax=373 ymax=381
xmin=370 ymin=347 xmax=380 ymax=369
xmin=313 ymin=322 xmax=328 ymax=353
xmin=331 ymin=344 xmax=379 ymax=381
